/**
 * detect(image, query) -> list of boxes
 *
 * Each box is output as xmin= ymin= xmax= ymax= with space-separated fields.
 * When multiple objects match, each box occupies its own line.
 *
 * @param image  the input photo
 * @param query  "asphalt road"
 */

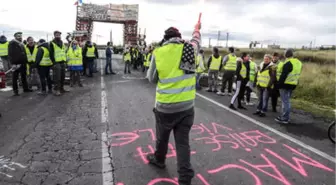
xmin=0 ymin=56 xmax=335 ymax=185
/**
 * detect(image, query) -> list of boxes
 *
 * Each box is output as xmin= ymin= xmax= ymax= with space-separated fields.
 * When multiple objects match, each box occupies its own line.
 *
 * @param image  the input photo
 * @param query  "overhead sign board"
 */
xmin=78 ymin=3 xmax=139 ymax=22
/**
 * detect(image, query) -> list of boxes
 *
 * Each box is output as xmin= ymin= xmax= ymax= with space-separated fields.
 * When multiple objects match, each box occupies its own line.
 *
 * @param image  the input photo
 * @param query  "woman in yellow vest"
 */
xmin=253 ymin=54 xmax=276 ymax=117
xmin=25 ymin=36 xmax=40 ymax=90
xmin=35 ymin=39 xmax=53 ymax=95
xmin=67 ymin=40 xmax=83 ymax=87
xmin=123 ymin=47 xmax=132 ymax=74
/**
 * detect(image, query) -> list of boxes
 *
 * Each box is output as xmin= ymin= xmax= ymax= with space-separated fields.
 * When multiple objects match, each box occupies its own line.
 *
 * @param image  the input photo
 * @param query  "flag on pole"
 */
xmin=74 ymin=0 xmax=83 ymax=6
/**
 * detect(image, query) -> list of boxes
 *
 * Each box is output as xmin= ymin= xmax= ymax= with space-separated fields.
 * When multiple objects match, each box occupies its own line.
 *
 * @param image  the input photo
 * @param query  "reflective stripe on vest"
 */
xmin=25 ymin=45 xmax=38 ymax=63
xmin=284 ymin=58 xmax=302 ymax=85
xmin=224 ymin=54 xmax=237 ymax=71
xmin=86 ymin=47 xmax=95 ymax=57
xmin=0 ymin=42 xmax=9 ymax=56
xmin=250 ymin=61 xmax=256 ymax=82
xmin=67 ymin=47 xmax=83 ymax=67
xmin=51 ymin=42 xmax=66 ymax=62
xmin=40 ymin=47 xmax=53 ymax=66
xmin=209 ymin=55 xmax=222 ymax=70
xmin=155 ymin=43 xmax=196 ymax=103
xmin=257 ymin=69 xmax=270 ymax=88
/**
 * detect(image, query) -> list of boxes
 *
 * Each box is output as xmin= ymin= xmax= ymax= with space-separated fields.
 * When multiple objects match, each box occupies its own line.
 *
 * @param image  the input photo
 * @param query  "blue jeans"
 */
xmin=105 ymin=57 xmax=112 ymax=74
xmin=196 ymin=73 xmax=202 ymax=89
xmin=257 ymin=87 xmax=269 ymax=113
xmin=87 ymin=60 xmax=94 ymax=76
xmin=279 ymin=89 xmax=293 ymax=121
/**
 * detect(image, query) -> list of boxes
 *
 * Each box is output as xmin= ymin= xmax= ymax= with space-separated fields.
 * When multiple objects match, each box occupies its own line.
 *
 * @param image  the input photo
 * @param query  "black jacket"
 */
xmin=8 ymin=39 xmax=27 ymax=65
xmin=49 ymin=39 xmax=65 ymax=63
xmin=278 ymin=59 xmax=296 ymax=90
xmin=35 ymin=43 xmax=50 ymax=66
xmin=106 ymin=47 xmax=113 ymax=58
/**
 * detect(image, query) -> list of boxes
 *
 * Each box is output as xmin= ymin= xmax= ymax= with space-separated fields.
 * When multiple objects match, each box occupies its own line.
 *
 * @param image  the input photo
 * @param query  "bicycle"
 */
xmin=328 ymin=121 xmax=335 ymax=144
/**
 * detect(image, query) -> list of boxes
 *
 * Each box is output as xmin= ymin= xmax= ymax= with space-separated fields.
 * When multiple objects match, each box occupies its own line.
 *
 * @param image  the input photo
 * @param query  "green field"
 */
xmin=203 ymin=48 xmax=336 ymax=119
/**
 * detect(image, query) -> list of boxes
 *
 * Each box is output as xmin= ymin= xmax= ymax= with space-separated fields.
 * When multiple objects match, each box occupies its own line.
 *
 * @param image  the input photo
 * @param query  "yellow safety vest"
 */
xmin=67 ymin=47 xmax=83 ymax=66
xmin=40 ymin=47 xmax=53 ymax=66
xmin=257 ymin=68 xmax=271 ymax=88
xmin=209 ymin=55 xmax=222 ymax=70
xmin=86 ymin=47 xmax=95 ymax=57
xmin=51 ymin=42 xmax=66 ymax=62
xmin=144 ymin=53 xmax=151 ymax=67
xmin=249 ymin=61 xmax=256 ymax=82
xmin=25 ymin=45 xmax=38 ymax=63
xmin=0 ymin=42 xmax=9 ymax=56
xmin=155 ymin=43 xmax=196 ymax=103
xmin=276 ymin=61 xmax=285 ymax=81
xmin=240 ymin=62 xmax=248 ymax=79
xmin=196 ymin=55 xmax=204 ymax=73
xmin=277 ymin=58 xmax=302 ymax=85
xmin=124 ymin=52 xmax=131 ymax=62
xmin=224 ymin=54 xmax=237 ymax=71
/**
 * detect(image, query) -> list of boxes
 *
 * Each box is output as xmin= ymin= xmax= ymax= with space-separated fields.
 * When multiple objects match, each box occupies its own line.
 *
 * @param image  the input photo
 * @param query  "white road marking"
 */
xmin=101 ymin=60 xmax=114 ymax=185
xmin=196 ymin=92 xmax=336 ymax=164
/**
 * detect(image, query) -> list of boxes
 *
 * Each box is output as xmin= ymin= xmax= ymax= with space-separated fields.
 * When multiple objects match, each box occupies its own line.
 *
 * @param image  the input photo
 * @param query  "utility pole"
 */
xmin=47 ymin=34 xmax=49 ymax=42
xmin=217 ymin=31 xmax=220 ymax=46
xmin=110 ymin=30 xmax=112 ymax=43
xmin=208 ymin=38 xmax=211 ymax=48
xmin=226 ymin=32 xmax=229 ymax=48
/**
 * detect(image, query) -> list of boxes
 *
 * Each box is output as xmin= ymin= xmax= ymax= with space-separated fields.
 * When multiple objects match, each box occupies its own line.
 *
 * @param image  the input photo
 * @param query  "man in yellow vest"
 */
xmin=275 ymin=49 xmax=302 ymax=124
xmin=270 ymin=52 xmax=280 ymax=112
xmin=146 ymin=24 xmax=201 ymax=185
xmin=253 ymin=54 xmax=276 ymax=117
xmin=123 ymin=47 xmax=132 ymax=74
xmin=67 ymin=40 xmax=83 ymax=87
xmin=25 ymin=36 xmax=40 ymax=90
xmin=218 ymin=47 xmax=237 ymax=96
xmin=36 ymin=39 xmax=53 ymax=95
xmin=0 ymin=35 xmax=10 ymax=72
xmin=83 ymin=40 xmax=98 ymax=77
xmin=229 ymin=52 xmax=250 ymax=110
xmin=244 ymin=54 xmax=258 ymax=106
xmin=49 ymin=30 xmax=68 ymax=96
xmin=196 ymin=49 xmax=205 ymax=90
xmin=206 ymin=47 xmax=222 ymax=92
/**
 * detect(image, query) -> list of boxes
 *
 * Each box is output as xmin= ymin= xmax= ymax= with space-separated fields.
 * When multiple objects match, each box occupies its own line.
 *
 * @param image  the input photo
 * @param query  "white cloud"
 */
xmin=0 ymin=0 xmax=334 ymax=48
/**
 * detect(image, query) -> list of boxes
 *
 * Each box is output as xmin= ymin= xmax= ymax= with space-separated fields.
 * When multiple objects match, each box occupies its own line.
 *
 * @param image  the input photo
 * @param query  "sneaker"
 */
xmin=54 ymin=91 xmax=61 ymax=96
xmin=217 ymin=91 xmax=225 ymax=96
xmin=253 ymin=111 xmax=261 ymax=115
xmin=146 ymin=154 xmax=166 ymax=169
xmin=213 ymin=89 xmax=218 ymax=93
xmin=206 ymin=88 xmax=212 ymax=92
xmin=23 ymin=89 xmax=33 ymax=93
xmin=38 ymin=91 xmax=47 ymax=95
xmin=229 ymin=104 xmax=237 ymax=110
xmin=111 ymin=72 xmax=116 ymax=75
xmin=228 ymin=92 xmax=233 ymax=96
xmin=259 ymin=112 xmax=266 ymax=117
xmin=275 ymin=117 xmax=289 ymax=124
xmin=238 ymin=105 xmax=247 ymax=110
xmin=13 ymin=92 xmax=19 ymax=96
xmin=246 ymin=102 xmax=254 ymax=106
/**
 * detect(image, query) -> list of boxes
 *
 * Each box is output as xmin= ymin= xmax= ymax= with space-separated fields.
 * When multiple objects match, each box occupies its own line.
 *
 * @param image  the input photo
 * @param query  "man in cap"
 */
xmin=275 ymin=49 xmax=302 ymax=124
xmin=49 ymin=30 xmax=69 ymax=96
xmin=8 ymin=32 xmax=32 ymax=96
xmin=146 ymin=23 xmax=201 ymax=185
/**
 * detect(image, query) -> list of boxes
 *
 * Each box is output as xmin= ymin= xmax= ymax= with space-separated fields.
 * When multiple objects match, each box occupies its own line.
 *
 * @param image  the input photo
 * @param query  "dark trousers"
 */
xmin=105 ymin=57 xmax=113 ymax=74
xmin=38 ymin=66 xmax=52 ymax=92
xmin=257 ymin=87 xmax=270 ymax=113
xmin=87 ymin=60 xmax=94 ymax=77
xmin=221 ymin=70 xmax=235 ymax=93
xmin=230 ymin=80 xmax=247 ymax=107
xmin=124 ymin=62 xmax=131 ymax=74
xmin=271 ymin=88 xmax=279 ymax=111
xmin=70 ymin=71 xmax=81 ymax=86
xmin=54 ymin=62 xmax=66 ymax=91
xmin=12 ymin=64 xmax=29 ymax=93
xmin=153 ymin=108 xmax=195 ymax=184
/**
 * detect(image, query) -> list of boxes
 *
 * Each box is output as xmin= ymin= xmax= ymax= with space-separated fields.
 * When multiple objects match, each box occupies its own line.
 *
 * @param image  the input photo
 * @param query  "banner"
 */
xmin=77 ymin=3 xmax=139 ymax=22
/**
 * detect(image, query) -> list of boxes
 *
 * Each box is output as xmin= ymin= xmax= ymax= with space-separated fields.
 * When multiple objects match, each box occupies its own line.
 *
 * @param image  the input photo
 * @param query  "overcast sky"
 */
xmin=0 ymin=0 xmax=335 ymax=48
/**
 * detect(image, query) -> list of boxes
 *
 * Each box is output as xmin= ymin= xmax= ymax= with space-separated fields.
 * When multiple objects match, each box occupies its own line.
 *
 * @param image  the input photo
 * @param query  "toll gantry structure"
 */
xmin=75 ymin=3 xmax=140 ymax=46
